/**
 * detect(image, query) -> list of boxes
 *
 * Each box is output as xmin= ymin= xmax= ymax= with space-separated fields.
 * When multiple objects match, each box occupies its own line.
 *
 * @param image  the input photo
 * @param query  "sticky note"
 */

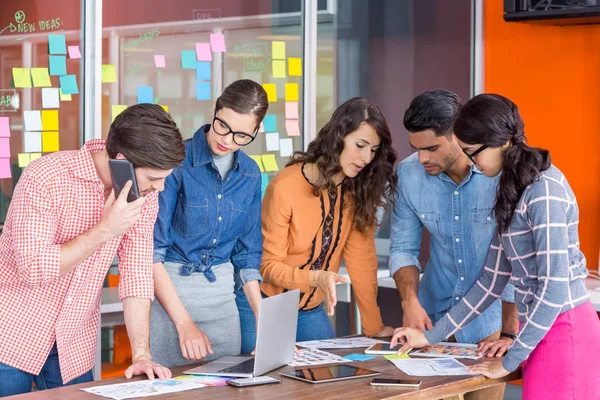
xmin=258 ymin=122 xmax=264 ymax=133
xmin=196 ymin=43 xmax=212 ymax=61
xmin=48 ymin=34 xmax=67 ymax=54
xmin=42 ymin=88 xmax=60 ymax=109
xmin=263 ymin=114 xmax=277 ymax=132
xmin=196 ymin=81 xmax=211 ymax=100
xmin=383 ymin=353 xmax=410 ymax=360
xmin=0 ymin=158 xmax=11 ymax=179
xmin=154 ymin=55 xmax=166 ymax=68
xmin=49 ymin=56 xmax=67 ymax=76
xmin=42 ymin=131 xmax=59 ymax=152
xmin=0 ymin=138 xmax=10 ymax=158
xmin=112 ymin=105 xmax=127 ymax=122
xmin=161 ymin=105 xmax=169 ymax=112
xmin=31 ymin=68 xmax=51 ymax=87
xmin=30 ymin=153 xmax=42 ymax=161
xmin=272 ymin=41 xmax=286 ymax=60
xmin=102 ymin=64 xmax=117 ymax=83
xmin=265 ymin=132 xmax=280 ymax=151
xmin=249 ymin=155 xmax=264 ymax=172
xmin=41 ymin=110 xmax=59 ymax=131
xmin=0 ymin=118 xmax=10 ymax=137
xmin=261 ymin=173 xmax=269 ymax=199
xmin=12 ymin=68 xmax=32 ymax=88
xmin=288 ymin=57 xmax=302 ymax=76
xmin=280 ymin=138 xmax=293 ymax=157
xmin=24 ymin=131 xmax=43 ymax=152
xmin=196 ymin=61 xmax=211 ymax=80
xmin=210 ymin=33 xmax=226 ymax=52
xmin=137 ymin=86 xmax=154 ymax=104
xmin=344 ymin=353 xmax=375 ymax=362
xmin=263 ymin=84 xmax=277 ymax=103
xmin=272 ymin=60 xmax=286 ymax=78
xmin=24 ymin=111 xmax=43 ymax=131
xmin=59 ymin=89 xmax=72 ymax=101
xmin=18 ymin=153 xmax=30 ymax=168
xmin=181 ymin=50 xmax=197 ymax=69
xmin=262 ymin=154 xmax=279 ymax=172
xmin=285 ymin=102 xmax=299 ymax=119
xmin=286 ymin=119 xmax=300 ymax=137
xmin=67 ymin=45 xmax=81 ymax=59
xmin=59 ymin=75 xmax=78 ymax=95
xmin=285 ymin=83 xmax=299 ymax=101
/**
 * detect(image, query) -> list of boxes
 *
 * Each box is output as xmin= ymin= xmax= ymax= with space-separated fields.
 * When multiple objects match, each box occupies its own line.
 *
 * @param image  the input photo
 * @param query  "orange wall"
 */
xmin=485 ymin=0 xmax=600 ymax=270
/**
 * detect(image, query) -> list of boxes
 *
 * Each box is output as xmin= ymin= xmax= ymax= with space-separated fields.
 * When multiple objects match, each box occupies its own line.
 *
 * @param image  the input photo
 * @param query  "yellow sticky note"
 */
xmin=272 ymin=60 xmax=286 ymax=78
xmin=249 ymin=155 xmax=265 ymax=173
xmin=102 ymin=64 xmax=117 ymax=83
xmin=31 ymin=68 xmax=52 ymax=87
xmin=272 ymin=41 xmax=286 ymax=60
xmin=18 ymin=153 xmax=30 ymax=168
xmin=263 ymin=83 xmax=277 ymax=103
xmin=285 ymin=83 xmax=298 ymax=101
xmin=288 ymin=57 xmax=302 ymax=76
xmin=262 ymin=154 xmax=279 ymax=172
xmin=42 ymin=131 xmax=60 ymax=152
xmin=41 ymin=110 xmax=59 ymax=131
xmin=161 ymin=105 xmax=169 ymax=112
xmin=111 ymin=105 xmax=127 ymax=122
xmin=383 ymin=353 xmax=410 ymax=360
xmin=59 ymin=89 xmax=72 ymax=101
xmin=30 ymin=152 xmax=42 ymax=161
xmin=12 ymin=68 xmax=32 ymax=88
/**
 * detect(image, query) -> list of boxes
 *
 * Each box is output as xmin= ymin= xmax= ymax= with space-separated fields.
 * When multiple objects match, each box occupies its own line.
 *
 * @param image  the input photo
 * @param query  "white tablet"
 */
xmin=280 ymin=365 xmax=381 ymax=384
xmin=364 ymin=342 xmax=404 ymax=355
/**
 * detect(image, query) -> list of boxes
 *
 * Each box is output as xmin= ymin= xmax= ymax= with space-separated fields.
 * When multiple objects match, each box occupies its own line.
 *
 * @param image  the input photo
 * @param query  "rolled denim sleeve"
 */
xmin=231 ymin=176 xmax=263 ymax=290
xmin=389 ymin=164 xmax=423 ymax=276
xmin=153 ymin=169 xmax=180 ymax=263
xmin=500 ymin=280 xmax=515 ymax=303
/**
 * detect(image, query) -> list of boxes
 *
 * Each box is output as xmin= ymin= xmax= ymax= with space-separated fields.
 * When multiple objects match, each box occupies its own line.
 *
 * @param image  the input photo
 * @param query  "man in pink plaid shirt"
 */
xmin=0 ymin=104 xmax=186 ymax=396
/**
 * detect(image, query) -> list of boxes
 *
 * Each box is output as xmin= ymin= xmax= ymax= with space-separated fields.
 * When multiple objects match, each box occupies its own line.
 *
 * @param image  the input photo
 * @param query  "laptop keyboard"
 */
xmin=217 ymin=358 xmax=255 ymax=374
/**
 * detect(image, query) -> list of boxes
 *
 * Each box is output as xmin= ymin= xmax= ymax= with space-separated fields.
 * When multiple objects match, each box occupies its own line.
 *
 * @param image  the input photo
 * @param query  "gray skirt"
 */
xmin=149 ymin=261 xmax=241 ymax=368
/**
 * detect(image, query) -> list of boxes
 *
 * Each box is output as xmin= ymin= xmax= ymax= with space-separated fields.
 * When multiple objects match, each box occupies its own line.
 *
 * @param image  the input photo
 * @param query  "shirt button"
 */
xmin=202 ymin=254 xmax=207 ymax=259
xmin=217 ymin=194 xmax=222 ymax=199
xmin=460 ymin=276 xmax=465 ymax=281
xmin=218 ymin=216 xmax=222 ymax=222
xmin=454 ymin=191 xmax=459 ymax=196
xmin=212 ymin=238 xmax=217 ymax=244
xmin=458 ymin=259 xmax=463 ymax=263
xmin=455 ymin=297 xmax=460 ymax=301
xmin=454 ymin=216 xmax=459 ymax=220
xmin=455 ymin=238 xmax=460 ymax=243
xmin=487 ymin=216 xmax=491 ymax=221
xmin=421 ymin=214 xmax=425 ymax=218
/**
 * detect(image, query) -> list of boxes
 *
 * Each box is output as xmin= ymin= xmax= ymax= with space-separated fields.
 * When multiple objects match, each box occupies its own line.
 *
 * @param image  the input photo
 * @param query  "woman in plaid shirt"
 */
xmin=391 ymin=94 xmax=600 ymax=400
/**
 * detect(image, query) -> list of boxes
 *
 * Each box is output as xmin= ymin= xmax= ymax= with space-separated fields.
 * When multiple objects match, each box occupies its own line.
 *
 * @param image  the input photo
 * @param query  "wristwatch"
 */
xmin=500 ymin=331 xmax=517 ymax=340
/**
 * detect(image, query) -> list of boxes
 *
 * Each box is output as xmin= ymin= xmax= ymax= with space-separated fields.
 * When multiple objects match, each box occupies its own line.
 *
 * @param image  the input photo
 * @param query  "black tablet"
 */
xmin=279 ymin=364 xmax=381 ymax=384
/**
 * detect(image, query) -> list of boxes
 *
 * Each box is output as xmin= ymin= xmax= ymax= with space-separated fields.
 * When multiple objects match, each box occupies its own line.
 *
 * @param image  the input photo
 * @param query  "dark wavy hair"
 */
xmin=288 ymin=97 xmax=398 ymax=233
xmin=454 ymin=94 xmax=551 ymax=234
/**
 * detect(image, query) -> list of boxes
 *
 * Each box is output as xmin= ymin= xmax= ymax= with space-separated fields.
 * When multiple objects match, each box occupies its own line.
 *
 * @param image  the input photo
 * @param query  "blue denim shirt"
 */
xmin=389 ymin=153 xmax=514 ymax=343
xmin=153 ymin=125 xmax=263 ymax=290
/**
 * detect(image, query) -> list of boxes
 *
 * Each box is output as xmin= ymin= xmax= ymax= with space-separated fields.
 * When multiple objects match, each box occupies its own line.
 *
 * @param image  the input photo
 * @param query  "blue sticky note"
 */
xmin=196 ymin=81 xmax=211 ymax=101
xmin=196 ymin=62 xmax=211 ymax=80
xmin=261 ymin=173 xmax=269 ymax=199
xmin=344 ymin=353 xmax=375 ymax=362
xmin=48 ymin=34 xmax=67 ymax=55
xmin=137 ymin=86 xmax=154 ymax=104
xmin=263 ymin=114 xmax=277 ymax=132
xmin=48 ymin=55 xmax=67 ymax=76
xmin=181 ymin=50 xmax=197 ymax=69
xmin=59 ymin=74 xmax=79 ymax=95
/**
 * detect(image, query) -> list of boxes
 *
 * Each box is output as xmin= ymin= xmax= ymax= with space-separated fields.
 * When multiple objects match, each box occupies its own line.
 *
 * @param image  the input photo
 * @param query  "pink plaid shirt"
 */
xmin=0 ymin=140 xmax=158 ymax=383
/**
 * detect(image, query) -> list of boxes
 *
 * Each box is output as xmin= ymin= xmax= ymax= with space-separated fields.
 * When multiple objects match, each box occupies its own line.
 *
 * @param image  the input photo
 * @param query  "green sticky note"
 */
xmin=12 ymin=68 xmax=32 ymax=88
xmin=59 ymin=75 xmax=79 ymax=95
xmin=49 ymin=55 xmax=67 ymax=76
xmin=383 ymin=353 xmax=410 ymax=360
xmin=48 ymin=34 xmax=67 ymax=55
xmin=31 ymin=68 xmax=52 ymax=87
xmin=181 ymin=50 xmax=197 ymax=69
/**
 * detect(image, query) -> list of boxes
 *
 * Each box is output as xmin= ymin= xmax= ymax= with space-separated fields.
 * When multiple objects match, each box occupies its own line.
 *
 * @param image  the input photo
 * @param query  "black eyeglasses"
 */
xmin=212 ymin=115 xmax=257 ymax=146
xmin=462 ymin=145 xmax=488 ymax=165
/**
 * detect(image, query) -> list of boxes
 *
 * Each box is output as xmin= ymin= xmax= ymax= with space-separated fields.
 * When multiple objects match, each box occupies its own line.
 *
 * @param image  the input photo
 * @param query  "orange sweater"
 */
xmin=260 ymin=164 xmax=384 ymax=335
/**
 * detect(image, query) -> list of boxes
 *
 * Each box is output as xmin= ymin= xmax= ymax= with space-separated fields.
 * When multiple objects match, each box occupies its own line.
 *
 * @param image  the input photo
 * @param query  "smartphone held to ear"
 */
xmin=108 ymin=159 xmax=141 ymax=202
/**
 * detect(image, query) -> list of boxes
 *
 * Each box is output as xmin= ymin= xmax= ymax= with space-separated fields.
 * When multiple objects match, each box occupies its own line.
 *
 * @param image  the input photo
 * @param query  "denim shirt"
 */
xmin=153 ymin=125 xmax=263 ymax=290
xmin=389 ymin=153 xmax=514 ymax=343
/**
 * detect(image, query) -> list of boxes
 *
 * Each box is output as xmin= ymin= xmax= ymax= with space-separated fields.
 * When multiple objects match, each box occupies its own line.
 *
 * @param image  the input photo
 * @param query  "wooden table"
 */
xmin=12 ymin=349 xmax=521 ymax=400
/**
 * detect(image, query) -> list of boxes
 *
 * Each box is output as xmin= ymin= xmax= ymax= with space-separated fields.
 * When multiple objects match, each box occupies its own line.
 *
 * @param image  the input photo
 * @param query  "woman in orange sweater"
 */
xmin=236 ymin=97 xmax=398 ymax=352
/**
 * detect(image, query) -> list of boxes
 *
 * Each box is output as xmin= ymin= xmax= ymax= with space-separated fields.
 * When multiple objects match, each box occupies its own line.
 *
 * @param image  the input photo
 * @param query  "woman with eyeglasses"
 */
xmin=150 ymin=79 xmax=267 ymax=367
xmin=390 ymin=94 xmax=600 ymax=400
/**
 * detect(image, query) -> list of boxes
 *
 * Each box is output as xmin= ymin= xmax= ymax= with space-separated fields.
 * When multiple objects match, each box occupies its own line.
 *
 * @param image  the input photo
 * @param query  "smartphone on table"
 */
xmin=365 ymin=343 xmax=405 ymax=355
xmin=108 ymin=159 xmax=141 ymax=202
xmin=370 ymin=378 xmax=422 ymax=387
xmin=226 ymin=376 xmax=282 ymax=387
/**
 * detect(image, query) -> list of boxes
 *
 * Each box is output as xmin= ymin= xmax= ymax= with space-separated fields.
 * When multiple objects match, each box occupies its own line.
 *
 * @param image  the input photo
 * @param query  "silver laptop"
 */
xmin=183 ymin=289 xmax=299 ymax=378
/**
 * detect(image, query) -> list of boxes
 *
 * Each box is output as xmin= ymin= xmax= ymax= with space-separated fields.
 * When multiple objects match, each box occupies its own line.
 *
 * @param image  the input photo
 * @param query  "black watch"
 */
xmin=500 ymin=331 xmax=517 ymax=340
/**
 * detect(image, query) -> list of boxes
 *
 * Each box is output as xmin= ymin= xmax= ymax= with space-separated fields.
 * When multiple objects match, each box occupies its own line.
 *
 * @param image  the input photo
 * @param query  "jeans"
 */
xmin=0 ymin=343 xmax=93 ymax=397
xmin=235 ymin=289 xmax=336 ymax=354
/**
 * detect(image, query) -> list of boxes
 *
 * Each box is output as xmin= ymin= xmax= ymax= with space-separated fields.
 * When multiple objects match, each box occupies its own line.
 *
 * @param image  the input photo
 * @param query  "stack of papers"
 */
xmin=81 ymin=378 xmax=205 ymax=399
xmin=288 ymin=348 xmax=350 ymax=366
xmin=389 ymin=358 xmax=475 ymax=377
xmin=296 ymin=337 xmax=388 ymax=349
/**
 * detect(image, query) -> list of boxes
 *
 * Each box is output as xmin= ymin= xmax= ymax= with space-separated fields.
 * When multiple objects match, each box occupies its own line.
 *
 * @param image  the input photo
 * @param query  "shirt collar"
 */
xmin=437 ymin=165 xmax=482 ymax=185
xmin=192 ymin=124 xmax=239 ymax=170
xmin=69 ymin=139 xmax=106 ymax=182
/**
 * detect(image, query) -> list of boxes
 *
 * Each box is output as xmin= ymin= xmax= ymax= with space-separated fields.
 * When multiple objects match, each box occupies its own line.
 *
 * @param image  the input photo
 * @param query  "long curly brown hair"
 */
xmin=288 ymin=97 xmax=398 ymax=233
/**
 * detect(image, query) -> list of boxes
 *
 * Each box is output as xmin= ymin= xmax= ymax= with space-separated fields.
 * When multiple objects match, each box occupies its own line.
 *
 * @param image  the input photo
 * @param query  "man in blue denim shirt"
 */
xmin=390 ymin=90 xmax=518 ymax=400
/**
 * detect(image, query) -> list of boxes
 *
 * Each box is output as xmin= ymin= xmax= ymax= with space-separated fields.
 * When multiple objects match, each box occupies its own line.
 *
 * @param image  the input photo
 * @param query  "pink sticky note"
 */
xmin=210 ymin=33 xmax=226 ymax=52
xmin=285 ymin=102 xmax=299 ymax=119
xmin=196 ymin=43 xmax=212 ymax=61
xmin=258 ymin=122 xmax=265 ymax=133
xmin=67 ymin=45 xmax=81 ymax=59
xmin=0 ymin=158 xmax=11 ymax=179
xmin=286 ymin=119 xmax=300 ymax=137
xmin=154 ymin=55 xmax=166 ymax=68
xmin=0 ymin=138 xmax=10 ymax=158
xmin=0 ymin=117 xmax=10 ymax=137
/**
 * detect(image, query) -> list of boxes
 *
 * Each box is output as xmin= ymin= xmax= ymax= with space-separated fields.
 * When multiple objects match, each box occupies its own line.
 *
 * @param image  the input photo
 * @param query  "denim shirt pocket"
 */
xmin=472 ymin=207 xmax=494 ymax=224
xmin=224 ymin=200 xmax=249 ymax=240
xmin=172 ymin=196 xmax=209 ymax=236
xmin=471 ymin=207 xmax=495 ymax=253
xmin=418 ymin=212 xmax=446 ymax=245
